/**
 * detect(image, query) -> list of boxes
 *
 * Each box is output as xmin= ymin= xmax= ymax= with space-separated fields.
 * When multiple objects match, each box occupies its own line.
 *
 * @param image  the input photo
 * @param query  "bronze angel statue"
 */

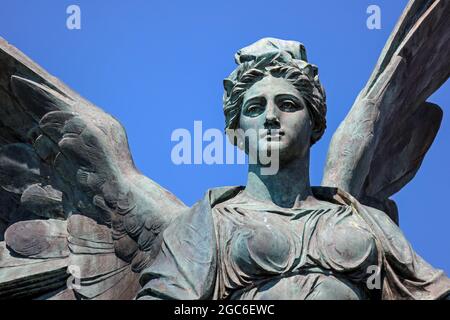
xmin=0 ymin=0 xmax=449 ymax=300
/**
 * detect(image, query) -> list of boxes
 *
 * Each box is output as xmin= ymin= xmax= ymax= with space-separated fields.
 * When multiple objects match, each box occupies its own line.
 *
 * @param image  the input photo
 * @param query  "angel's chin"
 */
xmin=258 ymin=139 xmax=286 ymax=151
xmin=252 ymin=141 xmax=288 ymax=160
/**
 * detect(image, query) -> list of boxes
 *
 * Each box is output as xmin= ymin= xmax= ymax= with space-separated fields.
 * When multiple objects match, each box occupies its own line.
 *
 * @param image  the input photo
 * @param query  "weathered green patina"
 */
xmin=0 ymin=0 xmax=449 ymax=300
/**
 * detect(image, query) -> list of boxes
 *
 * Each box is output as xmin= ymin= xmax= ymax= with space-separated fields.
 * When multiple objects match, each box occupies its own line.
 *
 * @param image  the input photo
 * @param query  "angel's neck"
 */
xmin=243 ymin=152 xmax=313 ymax=208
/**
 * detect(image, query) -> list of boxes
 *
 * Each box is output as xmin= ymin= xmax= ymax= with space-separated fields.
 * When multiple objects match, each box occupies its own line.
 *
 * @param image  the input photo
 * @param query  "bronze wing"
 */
xmin=0 ymin=37 xmax=187 ymax=299
xmin=322 ymin=0 xmax=449 ymax=224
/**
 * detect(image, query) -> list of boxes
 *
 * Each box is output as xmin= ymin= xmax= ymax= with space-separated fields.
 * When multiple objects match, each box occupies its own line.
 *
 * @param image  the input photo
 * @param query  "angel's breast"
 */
xmin=215 ymin=204 xmax=379 ymax=291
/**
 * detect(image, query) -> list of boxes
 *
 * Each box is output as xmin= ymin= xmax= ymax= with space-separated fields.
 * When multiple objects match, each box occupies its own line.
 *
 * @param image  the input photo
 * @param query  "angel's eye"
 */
xmin=244 ymin=104 xmax=264 ymax=116
xmin=279 ymin=100 xmax=298 ymax=112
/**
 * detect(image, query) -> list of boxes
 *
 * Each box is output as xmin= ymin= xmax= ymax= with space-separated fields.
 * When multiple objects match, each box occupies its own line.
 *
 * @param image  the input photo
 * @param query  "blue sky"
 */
xmin=1 ymin=0 xmax=448 ymax=273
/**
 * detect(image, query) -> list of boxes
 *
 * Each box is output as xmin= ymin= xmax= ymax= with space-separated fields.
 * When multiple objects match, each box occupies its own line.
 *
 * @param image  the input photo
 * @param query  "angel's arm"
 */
xmin=358 ymin=203 xmax=450 ymax=300
xmin=136 ymin=193 xmax=217 ymax=300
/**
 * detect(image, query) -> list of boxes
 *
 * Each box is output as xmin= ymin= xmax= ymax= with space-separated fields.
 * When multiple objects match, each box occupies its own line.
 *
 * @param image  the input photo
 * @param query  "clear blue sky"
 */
xmin=1 ymin=0 xmax=448 ymax=273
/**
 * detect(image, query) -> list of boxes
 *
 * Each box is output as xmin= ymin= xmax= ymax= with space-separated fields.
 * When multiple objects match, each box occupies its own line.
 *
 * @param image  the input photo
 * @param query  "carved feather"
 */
xmin=0 ymin=35 xmax=187 ymax=300
xmin=323 ymin=0 xmax=449 ymax=223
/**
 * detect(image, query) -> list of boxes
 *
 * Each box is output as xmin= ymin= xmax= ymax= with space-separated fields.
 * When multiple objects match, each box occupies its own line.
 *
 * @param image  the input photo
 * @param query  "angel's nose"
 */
xmin=264 ymin=102 xmax=280 ymax=128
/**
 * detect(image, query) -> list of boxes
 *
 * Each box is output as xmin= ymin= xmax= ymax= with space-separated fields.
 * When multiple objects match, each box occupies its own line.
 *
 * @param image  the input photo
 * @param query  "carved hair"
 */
xmin=223 ymin=48 xmax=327 ymax=145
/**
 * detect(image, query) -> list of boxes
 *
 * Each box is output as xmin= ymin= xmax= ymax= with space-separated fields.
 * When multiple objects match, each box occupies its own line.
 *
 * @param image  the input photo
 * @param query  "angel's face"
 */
xmin=238 ymin=75 xmax=312 ymax=165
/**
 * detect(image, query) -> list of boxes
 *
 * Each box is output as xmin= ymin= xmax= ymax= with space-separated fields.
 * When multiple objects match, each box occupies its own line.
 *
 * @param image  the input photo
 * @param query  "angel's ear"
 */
xmin=223 ymin=79 xmax=234 ymax=96
xmin=226 ymin=127 xmax=246 ymax=151
xmin=309 ymin=115 xmax=324 ymax=145
xmin=310 ymin=126 xmax=321 ymax=144
xmin=11 ymin=75 xmax=74 ymax=121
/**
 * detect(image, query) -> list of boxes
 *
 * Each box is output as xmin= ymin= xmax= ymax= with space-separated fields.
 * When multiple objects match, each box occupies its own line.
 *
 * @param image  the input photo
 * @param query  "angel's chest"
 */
xmin=215 ymin=206 xmax=378 ymax=276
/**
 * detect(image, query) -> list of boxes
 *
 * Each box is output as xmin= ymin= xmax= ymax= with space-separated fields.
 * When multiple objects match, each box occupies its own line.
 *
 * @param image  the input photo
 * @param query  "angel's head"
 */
xmin=223 ymin=38 xmax=326 ymax=165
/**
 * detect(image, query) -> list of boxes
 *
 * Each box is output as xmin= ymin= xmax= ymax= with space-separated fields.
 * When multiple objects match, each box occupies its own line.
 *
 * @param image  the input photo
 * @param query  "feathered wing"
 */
xmin=0 ymin=37 xmax=187 ymax=299
xmin=322 ymin=0 xmax=450 ymax=224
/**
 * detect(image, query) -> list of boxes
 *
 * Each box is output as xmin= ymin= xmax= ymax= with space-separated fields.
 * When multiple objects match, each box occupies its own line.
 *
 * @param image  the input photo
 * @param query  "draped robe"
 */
xmin=137 ymin=186 xmax=450 ymax=300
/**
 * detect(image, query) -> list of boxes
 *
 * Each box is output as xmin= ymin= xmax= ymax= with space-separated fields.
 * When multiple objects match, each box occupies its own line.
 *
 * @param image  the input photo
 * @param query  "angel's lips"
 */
xmin=260 ymin=130 xmax=285 ymax=141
